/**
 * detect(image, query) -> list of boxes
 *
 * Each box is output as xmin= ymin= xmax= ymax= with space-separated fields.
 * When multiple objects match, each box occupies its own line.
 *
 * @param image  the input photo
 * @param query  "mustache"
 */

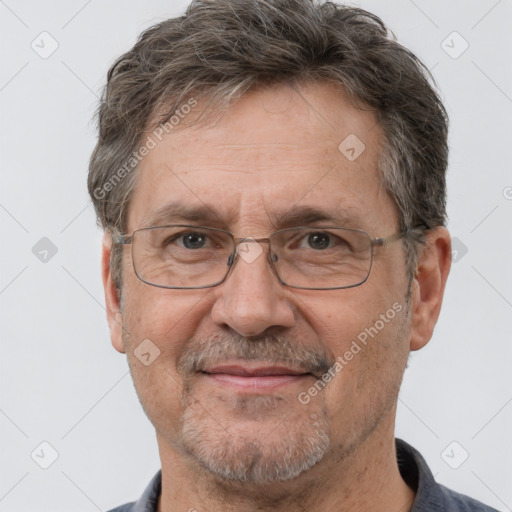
xmin=177 ymin=332 xmax=334 ymax=378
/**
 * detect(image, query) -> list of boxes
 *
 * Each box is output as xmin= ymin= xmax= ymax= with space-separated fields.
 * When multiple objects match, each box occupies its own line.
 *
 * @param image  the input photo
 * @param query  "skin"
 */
xmin=101 ymin=82 xmax=451 ymax=511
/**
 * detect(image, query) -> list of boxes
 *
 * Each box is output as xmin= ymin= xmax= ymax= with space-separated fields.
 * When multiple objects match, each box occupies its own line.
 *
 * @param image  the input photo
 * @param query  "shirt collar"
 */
xmin=131 ymin=470 xmax=161 ymax=512
xmin=131 ymin=438 xmax=444 ymax=511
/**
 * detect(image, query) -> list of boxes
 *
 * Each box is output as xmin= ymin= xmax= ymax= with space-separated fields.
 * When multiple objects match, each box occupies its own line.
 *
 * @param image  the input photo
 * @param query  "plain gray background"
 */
xmin=1 ymin=0 xmax=511 ymax=510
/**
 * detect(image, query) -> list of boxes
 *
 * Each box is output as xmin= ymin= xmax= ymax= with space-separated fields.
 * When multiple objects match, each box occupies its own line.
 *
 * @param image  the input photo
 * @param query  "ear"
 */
xmin=101 ymin=232 xmax=125 ymax=353
xmin=409 ymin=227 xmax=452 ymax=351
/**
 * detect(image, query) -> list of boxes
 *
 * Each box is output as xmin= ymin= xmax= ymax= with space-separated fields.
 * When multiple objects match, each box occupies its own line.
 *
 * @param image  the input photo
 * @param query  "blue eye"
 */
xmin=181 ymin=232 xmax=207 ymax=249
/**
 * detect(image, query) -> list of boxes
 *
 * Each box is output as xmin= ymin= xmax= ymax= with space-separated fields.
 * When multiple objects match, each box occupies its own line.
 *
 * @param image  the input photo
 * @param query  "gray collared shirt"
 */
xmin=108 ymin=439 xmax=499 ymax=511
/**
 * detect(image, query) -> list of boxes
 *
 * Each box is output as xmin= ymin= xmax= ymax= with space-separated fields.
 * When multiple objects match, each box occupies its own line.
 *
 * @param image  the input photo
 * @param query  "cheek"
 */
xmin=301 ymin=286 xmax=411 ymax=421
xmin=322 ymin=299 xmax=410 ymax=423
xmin=299 ymin=287 xmax=401 ymax=354
xmin=120 ymin=283 xmax=215 ymax=405
xmin=120 ymin=289 xmax=197 ymax=434
xmin=122 ymin=278 xmax=212 ymax=353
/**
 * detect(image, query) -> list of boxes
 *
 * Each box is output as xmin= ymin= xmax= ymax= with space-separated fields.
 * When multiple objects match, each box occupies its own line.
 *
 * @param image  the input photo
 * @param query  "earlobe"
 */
xmin=409 ymin=227 xmax=452 ymax=351
xmin=101 ymin=232 xmax=126 ymax=354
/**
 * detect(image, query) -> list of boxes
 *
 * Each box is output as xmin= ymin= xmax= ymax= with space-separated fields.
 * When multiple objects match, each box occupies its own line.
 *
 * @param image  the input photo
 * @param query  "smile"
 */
xmin=201 ymin=365 xmax=312 ymax=391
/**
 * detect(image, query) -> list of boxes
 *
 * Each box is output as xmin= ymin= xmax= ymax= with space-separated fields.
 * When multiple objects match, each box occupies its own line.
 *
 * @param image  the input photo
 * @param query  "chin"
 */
xmin=178 ymin=400 xmax=331 ymax=483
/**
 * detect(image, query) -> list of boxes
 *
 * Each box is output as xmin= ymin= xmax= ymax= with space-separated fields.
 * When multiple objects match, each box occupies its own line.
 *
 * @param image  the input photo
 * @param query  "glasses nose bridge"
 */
xmin=234 ymin=236 xmax=272 ymax=247
xmin=229 ymin=236 xmax=278 ymax=273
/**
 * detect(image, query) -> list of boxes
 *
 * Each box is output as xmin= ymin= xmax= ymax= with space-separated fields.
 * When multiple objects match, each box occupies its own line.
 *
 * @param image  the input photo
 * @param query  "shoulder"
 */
xmin=107 ymin=504 xmax=136 ymax=512
xmin=395 ymin=439 xmax=499 ymax=512
xmin=435 ymin=483 xmax=500 ymax=511
xmin=106 ymin=470 xmax=161 ymax=512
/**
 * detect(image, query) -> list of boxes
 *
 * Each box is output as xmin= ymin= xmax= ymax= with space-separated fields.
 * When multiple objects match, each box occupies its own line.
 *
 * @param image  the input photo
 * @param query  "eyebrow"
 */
xmin=141 ymin=203 xmax=230 ymax=229
xmin=139 ymin=201 xmax=363 ymax=231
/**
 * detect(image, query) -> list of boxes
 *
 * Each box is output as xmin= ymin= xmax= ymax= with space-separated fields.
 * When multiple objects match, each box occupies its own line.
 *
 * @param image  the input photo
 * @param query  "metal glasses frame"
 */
xmin=113 ymin=225 xmax=406 ymax=290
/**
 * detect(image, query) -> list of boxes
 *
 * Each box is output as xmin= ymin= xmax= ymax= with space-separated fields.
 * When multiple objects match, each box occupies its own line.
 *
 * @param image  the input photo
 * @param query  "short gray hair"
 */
xmin=88 ymin=0 xmax=449 ymax=293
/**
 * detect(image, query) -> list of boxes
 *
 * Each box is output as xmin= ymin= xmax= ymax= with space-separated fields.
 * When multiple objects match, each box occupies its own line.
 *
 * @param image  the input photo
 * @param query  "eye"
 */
xmin=306 ymin=232 xmax=331 ymax=250
xmin=180 ymin=232 xmax=207 ymax=249
xmin=162 ymin=231 xmax=211 ymax=250
xmin=292 ymin=231 xmax=349 ymax=251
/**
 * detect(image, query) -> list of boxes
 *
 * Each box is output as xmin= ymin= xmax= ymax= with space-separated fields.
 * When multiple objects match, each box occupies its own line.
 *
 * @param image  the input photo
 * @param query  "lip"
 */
xmin=201 ymin=365 xmax=311 ymax=391
xmin=205 ymin=365 xmax=307 ymax=376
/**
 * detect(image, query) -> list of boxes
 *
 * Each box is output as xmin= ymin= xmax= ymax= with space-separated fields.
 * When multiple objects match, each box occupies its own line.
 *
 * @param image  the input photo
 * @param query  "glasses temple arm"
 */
xmin=112 ymin=233 xmax=134 ymax=245
xmin=371 ymin=231 xmax=407 ymax=247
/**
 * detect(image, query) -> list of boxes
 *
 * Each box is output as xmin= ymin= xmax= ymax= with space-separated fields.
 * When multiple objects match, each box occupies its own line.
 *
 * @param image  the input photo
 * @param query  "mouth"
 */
xmin=200 ymin=364 xmax=313 ymax=391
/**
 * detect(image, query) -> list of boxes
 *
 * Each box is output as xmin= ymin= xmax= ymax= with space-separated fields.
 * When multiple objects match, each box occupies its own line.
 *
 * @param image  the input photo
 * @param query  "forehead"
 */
xmin=128 ymin=82 xmax=396 ymax=234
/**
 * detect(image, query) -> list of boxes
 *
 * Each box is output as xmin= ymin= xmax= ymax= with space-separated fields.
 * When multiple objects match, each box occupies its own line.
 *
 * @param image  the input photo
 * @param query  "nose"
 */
xmin=210 ymin=240 xmax=295 ymax=337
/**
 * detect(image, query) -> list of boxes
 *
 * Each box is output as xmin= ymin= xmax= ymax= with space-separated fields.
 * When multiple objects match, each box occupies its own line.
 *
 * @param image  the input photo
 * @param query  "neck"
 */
xmin=156 ymin=420 xmax=415 ymax=512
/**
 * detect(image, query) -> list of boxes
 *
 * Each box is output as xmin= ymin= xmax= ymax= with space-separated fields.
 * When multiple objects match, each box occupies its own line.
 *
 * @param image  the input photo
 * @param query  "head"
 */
xmin=89 ymin=0 xmax=451 ymax=493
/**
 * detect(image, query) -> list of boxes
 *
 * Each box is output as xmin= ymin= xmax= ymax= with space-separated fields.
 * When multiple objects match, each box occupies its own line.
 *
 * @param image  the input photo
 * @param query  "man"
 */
xmin=88 ymin=0 xmax=497 ymax=510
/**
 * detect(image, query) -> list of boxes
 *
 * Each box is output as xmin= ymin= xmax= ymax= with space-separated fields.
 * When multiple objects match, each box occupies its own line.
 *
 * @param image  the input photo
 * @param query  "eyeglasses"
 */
xmin=113 ymin=225 xmax=405 ymax=290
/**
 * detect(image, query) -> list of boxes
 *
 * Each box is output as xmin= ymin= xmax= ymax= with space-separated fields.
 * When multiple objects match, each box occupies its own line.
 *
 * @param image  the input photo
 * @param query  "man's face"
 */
xmin=111 ymin=83 xmax=413 ymax=485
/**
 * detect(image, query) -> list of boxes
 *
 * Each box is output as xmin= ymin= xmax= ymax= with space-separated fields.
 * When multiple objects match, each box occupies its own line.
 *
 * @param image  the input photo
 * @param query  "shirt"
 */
xmin=108 ymin=438 xmax=499 ymax=511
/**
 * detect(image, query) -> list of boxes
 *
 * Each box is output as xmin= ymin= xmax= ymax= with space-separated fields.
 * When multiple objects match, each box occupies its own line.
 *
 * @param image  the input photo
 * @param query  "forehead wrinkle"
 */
xmin=214 ymin=143 xmax=303 ymax=150
xmin=139 ymin=201 xmax=237 ymax=230
xmin=137 ymin=197 xmax=364 ymax=235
